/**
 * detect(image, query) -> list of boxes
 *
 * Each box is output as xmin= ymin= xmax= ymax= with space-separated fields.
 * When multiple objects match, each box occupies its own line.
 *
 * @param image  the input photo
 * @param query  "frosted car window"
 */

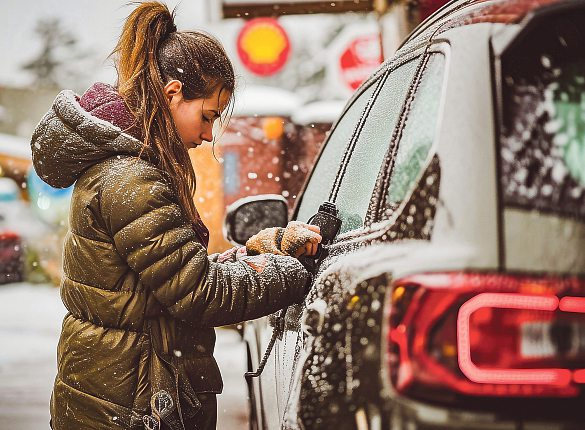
xmin=296 ymin=84 xmax=376 ymax=223
xmin=500 ymin=11 xmax=585 ymax=219
xmin=387 ymin=53 xmax=446 ymax=207
xmin=334 ymin=58 xmax=419 ymax=234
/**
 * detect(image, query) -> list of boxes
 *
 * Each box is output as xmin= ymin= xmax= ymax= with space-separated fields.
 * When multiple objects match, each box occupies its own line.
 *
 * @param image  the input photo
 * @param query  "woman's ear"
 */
xmin=163 ymin=80 xmax=183 ymax=101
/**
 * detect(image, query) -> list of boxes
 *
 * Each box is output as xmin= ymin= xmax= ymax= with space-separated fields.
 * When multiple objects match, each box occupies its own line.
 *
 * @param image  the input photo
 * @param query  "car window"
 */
xmin=333 ymin=58 xmax=419 ymax=234
xmin=500 ymin=11 xmax=585 ymax=219
xmin=385 ymin=53 xmax=446 ymax=210
xmin=296 ymin=83 xmax=376 ymax=223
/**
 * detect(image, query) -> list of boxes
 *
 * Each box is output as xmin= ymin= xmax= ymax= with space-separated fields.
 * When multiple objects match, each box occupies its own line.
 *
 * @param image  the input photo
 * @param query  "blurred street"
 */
xmin=0 ymin=283 xmax=248 ymax=429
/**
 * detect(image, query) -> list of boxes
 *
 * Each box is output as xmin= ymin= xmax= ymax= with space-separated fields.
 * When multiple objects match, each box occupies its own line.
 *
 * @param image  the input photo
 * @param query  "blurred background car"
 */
xmin=225 ymin=0 xmax=585 ymax=429
xmin=0 ymin=131 xmax=71 ymax=285
xmin=0 ymin=177 xmax=24 ymax=284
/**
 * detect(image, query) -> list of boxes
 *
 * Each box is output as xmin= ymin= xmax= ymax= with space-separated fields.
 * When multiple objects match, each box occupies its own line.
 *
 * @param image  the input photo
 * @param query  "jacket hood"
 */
xmin=30 ymin=88 xmax=156 ymax=188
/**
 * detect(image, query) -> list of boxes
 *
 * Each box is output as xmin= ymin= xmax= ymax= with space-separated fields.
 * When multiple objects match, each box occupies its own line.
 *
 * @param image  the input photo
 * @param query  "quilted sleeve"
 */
xmin=99 ymin=158 xmax=310 ymax=326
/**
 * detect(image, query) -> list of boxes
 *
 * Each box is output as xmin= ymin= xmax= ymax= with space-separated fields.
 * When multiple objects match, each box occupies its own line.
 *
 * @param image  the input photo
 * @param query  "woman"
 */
xmin=30 ymin=2 xmax=321 ymax=429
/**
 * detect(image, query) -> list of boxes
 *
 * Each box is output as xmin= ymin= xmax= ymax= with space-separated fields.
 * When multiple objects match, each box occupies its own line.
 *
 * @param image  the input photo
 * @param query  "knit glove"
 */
xmin=246 ymin=221 xmax=321 ymax=258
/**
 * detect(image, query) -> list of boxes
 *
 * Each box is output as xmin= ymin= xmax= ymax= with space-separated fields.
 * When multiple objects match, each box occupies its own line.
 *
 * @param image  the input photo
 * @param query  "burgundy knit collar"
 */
xmin=78 ymin=82 xmax=142 ymax=140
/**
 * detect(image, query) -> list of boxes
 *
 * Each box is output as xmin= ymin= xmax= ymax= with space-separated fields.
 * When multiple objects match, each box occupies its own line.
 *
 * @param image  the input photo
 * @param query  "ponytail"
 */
xmin=111 ymin=1 xmax=233 ymax=228
xmin=115 ymin=2 xmax=176 ymax=99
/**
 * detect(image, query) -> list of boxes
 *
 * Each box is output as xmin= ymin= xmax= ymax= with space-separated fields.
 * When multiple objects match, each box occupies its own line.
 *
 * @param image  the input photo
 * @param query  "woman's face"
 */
xmin=165 ymin=81 xmax=231 ymax=150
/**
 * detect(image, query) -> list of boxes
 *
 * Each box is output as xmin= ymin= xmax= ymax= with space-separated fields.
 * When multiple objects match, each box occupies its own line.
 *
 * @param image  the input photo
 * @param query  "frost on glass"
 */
xmin=387 ymin=53 xmax=445 ymax=207
xmin=296 ymin=84 xmax=376 ymax=224
xmin=502 ymin=65 xmax=585 ymax=217
xmin=334 ymin=58 xmax=419 ymax=234
xmin=500 ymin=15 xmax=585 ymax=219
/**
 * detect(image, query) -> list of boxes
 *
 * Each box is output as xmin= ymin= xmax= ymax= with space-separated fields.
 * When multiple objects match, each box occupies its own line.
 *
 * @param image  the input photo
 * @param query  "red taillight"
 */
xmin=387 ymin=273 xmax=585 ymax=399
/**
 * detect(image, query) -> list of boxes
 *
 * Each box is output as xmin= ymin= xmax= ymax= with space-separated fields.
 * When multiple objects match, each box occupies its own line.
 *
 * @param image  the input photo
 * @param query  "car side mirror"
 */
xmin=223 ymin=194 xmax=289 ymax=246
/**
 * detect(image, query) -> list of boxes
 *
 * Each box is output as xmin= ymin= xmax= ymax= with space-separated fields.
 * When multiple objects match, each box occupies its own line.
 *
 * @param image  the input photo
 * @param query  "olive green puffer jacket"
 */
xmin=31 ymin=89 xmax=310 ymax=429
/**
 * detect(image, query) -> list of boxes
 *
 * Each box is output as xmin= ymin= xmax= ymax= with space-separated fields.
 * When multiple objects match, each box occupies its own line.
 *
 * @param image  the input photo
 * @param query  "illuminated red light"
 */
xmin=559 ymin=296 xmax=585 ymax=313
xmin=457 ymin=293 xmax=570 ymax=385
xmin=389 ymin=325 xmax=413 ymax=390
xmin=574 ymin=369 xmax=585 ymax=384
xmin=388 ymin=273 xmax=585 ymax=400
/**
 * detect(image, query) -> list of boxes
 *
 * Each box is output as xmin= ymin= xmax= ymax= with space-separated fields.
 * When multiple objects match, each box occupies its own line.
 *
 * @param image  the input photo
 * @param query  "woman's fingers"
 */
xmin=282 ymin=222 xmax=324 ymax=257
xmin=304 ymin=224 xmax=321 ymax=235
xmin=306 ymin=229 xmax=322 ymax=244
xmin=293 ymin=242 xmax=309 ymax=258
xmin=310 ymin=242 xmax=318 ymax=256
xmin=293 ymin=245 xmax=305 ymax=258
xmin=299 ymin=240 xmax=318 ymax=257
xmin=299 ymin=227 xmax=322 ymax=257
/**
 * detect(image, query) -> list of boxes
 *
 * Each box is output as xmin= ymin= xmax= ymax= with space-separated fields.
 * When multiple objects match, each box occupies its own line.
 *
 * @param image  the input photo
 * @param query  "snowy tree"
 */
xmin=21 ymin=18 xmax=92 ymax=89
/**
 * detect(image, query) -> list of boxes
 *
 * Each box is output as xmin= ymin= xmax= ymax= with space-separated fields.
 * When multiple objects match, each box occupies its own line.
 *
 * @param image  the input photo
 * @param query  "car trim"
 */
xmin=489 ymin=29 xmax=506 ymax=271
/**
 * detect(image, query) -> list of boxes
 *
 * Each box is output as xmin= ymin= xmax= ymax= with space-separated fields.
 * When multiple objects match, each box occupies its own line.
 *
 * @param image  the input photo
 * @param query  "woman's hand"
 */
xmin=282 ymin=222 xmax=321 ymax=258
xmin=246 ymin=221 xmax=322 ymax=258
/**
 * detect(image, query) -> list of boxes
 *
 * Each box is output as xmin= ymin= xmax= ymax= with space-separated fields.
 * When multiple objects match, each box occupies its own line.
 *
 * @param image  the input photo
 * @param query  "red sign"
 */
xmin=237 ymin=18 xmax=291 ymax=76
xmin=339 ymin=34 xmax=383 ymax=91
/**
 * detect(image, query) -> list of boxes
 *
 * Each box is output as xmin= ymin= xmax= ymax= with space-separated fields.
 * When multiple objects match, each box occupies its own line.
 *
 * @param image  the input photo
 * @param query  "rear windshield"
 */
xmin=500 ymin=10 xmax=585 ymax=219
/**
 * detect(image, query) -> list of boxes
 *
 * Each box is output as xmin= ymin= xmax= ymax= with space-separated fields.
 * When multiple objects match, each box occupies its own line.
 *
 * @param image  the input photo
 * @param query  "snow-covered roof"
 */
xmin=233 ymin=85 xmax=303 ymax=117
xmin=0 ymin=133 xmax=31 ymax=160
xmin=291 ymin=99 xmax=346 ymax=126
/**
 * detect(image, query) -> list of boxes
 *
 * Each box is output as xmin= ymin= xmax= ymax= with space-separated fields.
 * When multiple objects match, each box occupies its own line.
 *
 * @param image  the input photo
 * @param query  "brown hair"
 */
xmin=112 ymin=1 xmax=235 ymax=225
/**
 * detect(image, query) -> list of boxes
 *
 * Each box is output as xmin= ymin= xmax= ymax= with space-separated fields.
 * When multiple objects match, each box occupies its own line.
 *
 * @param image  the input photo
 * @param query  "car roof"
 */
xmin=401 ymin=0 xmax=570 ymax=51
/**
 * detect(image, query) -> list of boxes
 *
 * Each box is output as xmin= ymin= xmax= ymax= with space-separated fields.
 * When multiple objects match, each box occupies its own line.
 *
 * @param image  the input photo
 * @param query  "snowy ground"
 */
xmin=0 ymin=283 xmax=248 ymax=429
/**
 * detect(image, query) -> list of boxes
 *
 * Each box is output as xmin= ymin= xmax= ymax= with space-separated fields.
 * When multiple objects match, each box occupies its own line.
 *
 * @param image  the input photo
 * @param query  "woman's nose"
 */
xmin=201 ymin=124 xmax=213 ymax=143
